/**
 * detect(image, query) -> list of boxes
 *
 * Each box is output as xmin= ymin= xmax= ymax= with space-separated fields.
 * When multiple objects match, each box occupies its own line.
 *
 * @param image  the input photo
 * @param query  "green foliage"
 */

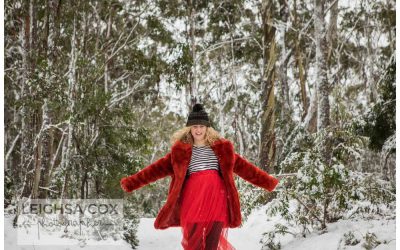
xmin=346 ymin=172 xmax=395 ymax=216
xmin=122 ymin=199 xmax=140 ymax=249
xmin=273 ymin=149 xmax=350 ymax=230
xmin=343 ymin=231 xmax=361 ymax=246
xmin=146 ymin=15 xmax=174 ymax=45
xmin=262 ymin=127 xmax=395 ymax=247
xmin=353 ymin=59 xmax=395 ymax=151
xmin=208 ymin=1 xmax=243 ymax=41
xmin=236 ymin=176 xmax=274 ymax=221
xmin=362 ymin=232 xmax=381 ymax=250
xmin=261 ymin=228 xmax=282 ymax=250
xmin=157 ymin=0 xmax=186 ymax=17
xmin=168 ymin=43 xmax=193 ymax=89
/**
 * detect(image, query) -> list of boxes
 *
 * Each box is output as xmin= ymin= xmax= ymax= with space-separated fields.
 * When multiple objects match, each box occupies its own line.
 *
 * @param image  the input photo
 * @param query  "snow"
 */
xmin=5 ymin=203 xmax=396 ymax=250
xmin=279 ymin=218 xmax=395 ymax=249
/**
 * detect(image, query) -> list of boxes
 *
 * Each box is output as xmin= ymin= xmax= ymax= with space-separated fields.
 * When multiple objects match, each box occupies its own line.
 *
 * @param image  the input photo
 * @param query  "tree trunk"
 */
xmin=188 ymin=0 xmax=197 ymax=105
xmin=362 ymin=2 xmax=378 ymax=103
xmin=38 ymin=0 xmax=56 ymax=199
xmin=315 ymin=0 xmax=333 ymax=230
xmin=293 ymin=0 xmax=308 ymax=121
xmin=61 ymin=14 xmax=77 ymax=200
xmin=38 ymin=99 xmax=51 ymax=199
xmin=303 ymin=84 xmax=318 ymax=133
xmin=19 ymin=0 xmax=39 ymax=199
xmin=278 ymin=0 xmax=291 ymax=119
xmin=218 ymin=84 xmax=226 ymax=137
xmin=31 ymin=136 xmax=42 ymax=199
xmin=259 ymin=0 xmax=277 ymax=173
xmin=327 ymin=0 xmax=338 ymax=67
xmin=104 ymin=5 xmax=113 ymax=94
xmin=80 ymin=170 xmax=88 ymax=199
xmin=315 ymin=0 xmax=330 ymax=133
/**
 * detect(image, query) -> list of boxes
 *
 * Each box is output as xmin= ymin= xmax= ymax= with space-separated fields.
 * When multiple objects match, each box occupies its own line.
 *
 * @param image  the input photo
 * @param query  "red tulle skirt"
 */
xmin=180 ymin=170 xmax=235 ymax=250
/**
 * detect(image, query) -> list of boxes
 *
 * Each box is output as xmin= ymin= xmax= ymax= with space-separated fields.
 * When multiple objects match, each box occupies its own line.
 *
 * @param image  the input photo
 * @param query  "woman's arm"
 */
xmin=120 ymin=152 xmax=173 ymax=193
xmin=233 ymin=153 xmax=279 ymax=192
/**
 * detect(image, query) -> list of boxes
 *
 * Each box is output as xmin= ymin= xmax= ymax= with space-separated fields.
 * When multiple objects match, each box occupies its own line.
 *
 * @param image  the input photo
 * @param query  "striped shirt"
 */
xmin=187 ymin=145 xmax=220 ymax=175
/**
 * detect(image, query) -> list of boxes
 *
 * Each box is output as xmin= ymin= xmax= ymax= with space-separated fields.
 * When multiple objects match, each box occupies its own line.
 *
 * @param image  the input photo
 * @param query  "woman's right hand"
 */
xmin=120 ymin=177 xmax=134 ymax=193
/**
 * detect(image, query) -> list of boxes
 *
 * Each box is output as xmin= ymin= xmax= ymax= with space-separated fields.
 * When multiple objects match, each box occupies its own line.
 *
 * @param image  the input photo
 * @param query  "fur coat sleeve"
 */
xmin=233 ymin=153 xmax=279 ymax=192
xmin=120 ymin=152 xmax=173 ymax=193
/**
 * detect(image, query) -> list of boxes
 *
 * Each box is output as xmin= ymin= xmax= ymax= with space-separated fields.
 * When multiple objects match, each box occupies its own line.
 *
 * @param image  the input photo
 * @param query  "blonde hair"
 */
xmin=170 ymin=126 xmax=222 ymax=146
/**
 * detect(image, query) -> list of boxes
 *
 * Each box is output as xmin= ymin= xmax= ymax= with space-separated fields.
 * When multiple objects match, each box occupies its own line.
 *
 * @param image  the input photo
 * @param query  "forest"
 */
xmin=4 ymin=0 xmax=395 ymax=249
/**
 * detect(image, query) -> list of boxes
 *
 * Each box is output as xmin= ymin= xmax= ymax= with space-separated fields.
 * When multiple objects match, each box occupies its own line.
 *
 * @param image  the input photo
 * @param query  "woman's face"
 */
xmin=190 ymin=125 xmax=207 ymax=141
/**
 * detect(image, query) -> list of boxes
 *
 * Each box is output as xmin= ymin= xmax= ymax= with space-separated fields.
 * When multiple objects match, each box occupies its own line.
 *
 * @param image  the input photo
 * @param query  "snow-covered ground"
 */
xmin=5 ymin=205 xmax=396 ymax=250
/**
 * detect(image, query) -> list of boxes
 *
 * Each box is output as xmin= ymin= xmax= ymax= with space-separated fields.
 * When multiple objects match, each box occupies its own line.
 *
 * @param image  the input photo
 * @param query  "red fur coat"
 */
xmin=120 ymin=138 xmax=279 ymax=229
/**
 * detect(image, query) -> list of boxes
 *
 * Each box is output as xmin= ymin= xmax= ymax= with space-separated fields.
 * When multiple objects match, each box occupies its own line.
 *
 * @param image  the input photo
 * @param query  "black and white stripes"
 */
xmin=187 ymin=145 xmax=220 ymax=175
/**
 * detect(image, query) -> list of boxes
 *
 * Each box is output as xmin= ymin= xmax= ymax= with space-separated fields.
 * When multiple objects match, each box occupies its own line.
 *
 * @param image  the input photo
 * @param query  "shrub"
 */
xmin=261 ymin=127 xmax=395 ymax=248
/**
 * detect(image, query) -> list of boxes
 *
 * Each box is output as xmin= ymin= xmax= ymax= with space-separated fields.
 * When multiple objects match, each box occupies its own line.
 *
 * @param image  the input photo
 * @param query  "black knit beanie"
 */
xmin=186 ymin=103 xmax=210 ymax=127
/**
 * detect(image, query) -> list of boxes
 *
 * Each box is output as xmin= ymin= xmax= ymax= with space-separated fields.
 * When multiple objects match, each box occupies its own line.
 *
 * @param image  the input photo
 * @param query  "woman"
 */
xmin=120 ymin=103 xmax=279 ymax=250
